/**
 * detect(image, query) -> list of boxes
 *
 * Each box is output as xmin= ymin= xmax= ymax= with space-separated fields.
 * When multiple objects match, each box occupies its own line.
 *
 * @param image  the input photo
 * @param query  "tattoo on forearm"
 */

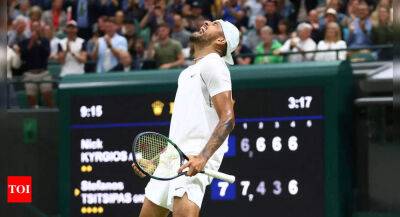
xmin=200 ymin=118 xmax=235 ymax=160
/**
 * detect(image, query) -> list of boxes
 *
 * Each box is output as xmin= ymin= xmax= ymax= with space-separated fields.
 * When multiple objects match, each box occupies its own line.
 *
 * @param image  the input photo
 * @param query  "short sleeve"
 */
xmin=200 ymin=54 xmax=232 ymax=97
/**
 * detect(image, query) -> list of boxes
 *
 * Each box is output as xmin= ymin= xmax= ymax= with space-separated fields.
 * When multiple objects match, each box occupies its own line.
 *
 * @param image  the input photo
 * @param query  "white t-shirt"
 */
xmin=279 ymin=37 xmax=317 ymax=62
xmin=315 ymin=40 xmax=347 ymax=61
xmin=169 ymin=53 xmax=231 ymax=165
xmin=59 ymin=37 xmax=86 ymax=76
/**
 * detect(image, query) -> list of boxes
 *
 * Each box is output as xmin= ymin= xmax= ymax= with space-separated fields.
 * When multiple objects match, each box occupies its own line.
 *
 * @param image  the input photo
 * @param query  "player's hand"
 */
xmin=131 ymin=163 xmax=146 ymax=178
xmin=178 ymin=155 xmax=207 ymax=177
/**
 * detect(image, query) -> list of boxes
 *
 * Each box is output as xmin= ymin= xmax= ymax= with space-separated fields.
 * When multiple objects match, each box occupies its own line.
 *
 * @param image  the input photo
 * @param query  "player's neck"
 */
xmin=193 ymin=46 xmax=217 ymax=63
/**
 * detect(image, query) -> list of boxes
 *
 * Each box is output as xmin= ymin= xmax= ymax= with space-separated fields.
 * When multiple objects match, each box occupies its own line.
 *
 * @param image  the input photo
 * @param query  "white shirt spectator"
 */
xmin=279 ymin=37 xmax=316 ymax=62
xmin=315 ymin=40 xmax=347 ymax=61
xmin=59 ymin=37 xmax=86 ymax=76
xmin=7 ymin=46 xmax=21 ymax=79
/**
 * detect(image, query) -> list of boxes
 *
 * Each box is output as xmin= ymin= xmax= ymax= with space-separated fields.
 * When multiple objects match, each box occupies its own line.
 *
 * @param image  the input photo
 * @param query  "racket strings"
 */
xmin=135 ymin=134 xmax=168 ymax=175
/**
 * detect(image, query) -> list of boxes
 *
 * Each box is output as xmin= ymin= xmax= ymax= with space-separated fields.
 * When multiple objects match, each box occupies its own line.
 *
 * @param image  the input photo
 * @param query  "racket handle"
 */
xmin=203 ymin=169 xmax=236 ymax=183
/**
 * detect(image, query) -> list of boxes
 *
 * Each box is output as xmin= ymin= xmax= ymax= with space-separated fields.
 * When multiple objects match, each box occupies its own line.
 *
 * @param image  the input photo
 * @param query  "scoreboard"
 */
xmin=59 ymin=61 xmax=353 ymax=217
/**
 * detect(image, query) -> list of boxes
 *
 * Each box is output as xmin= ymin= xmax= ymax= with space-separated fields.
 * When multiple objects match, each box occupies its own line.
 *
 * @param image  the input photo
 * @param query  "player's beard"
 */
xmin=190 ymin=31 xmax=217 ymax=48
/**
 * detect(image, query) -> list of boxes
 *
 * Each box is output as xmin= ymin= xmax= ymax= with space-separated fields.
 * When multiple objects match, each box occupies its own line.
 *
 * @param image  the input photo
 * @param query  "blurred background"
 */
xmin=1 ymin=0 xmax=398 ymax=217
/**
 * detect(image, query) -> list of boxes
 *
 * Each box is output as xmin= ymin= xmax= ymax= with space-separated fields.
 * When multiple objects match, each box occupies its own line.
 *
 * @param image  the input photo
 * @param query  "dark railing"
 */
xmin=3 ymin=44 xmax=393 ymax=109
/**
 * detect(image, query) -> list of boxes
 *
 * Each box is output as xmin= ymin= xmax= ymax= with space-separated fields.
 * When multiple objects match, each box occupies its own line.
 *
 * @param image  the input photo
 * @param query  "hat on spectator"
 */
xmin=216 ymin=19 xmax=240 ymax=65
xmin=326 ymin=8 xmax=337 ymax=16
xmin=66 ymin=20 xmax=77 ymax=27
xmin=191 ymin=0 xmax=203 ymax=8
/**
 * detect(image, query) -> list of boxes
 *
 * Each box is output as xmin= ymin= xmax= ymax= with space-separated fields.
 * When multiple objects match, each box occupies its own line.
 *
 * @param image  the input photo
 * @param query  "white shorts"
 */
xmin=144 ymin=147 xmax=225 ymax=211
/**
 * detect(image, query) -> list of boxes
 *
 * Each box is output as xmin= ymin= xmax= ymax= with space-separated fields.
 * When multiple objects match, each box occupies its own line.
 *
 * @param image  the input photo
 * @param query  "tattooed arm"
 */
xmin=179 ymin=90 xmax=235 ymax=176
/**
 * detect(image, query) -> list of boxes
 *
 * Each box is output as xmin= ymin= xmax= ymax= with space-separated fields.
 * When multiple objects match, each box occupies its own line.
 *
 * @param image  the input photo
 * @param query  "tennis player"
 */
xmin=132 ymin=19 xmax=239 ymax=217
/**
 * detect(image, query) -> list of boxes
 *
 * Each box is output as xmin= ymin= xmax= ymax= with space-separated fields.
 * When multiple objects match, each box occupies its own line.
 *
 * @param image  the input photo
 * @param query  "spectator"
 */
xmin=8 ymin=16 xmax=29 ymax=47
xmin=132 ymin=38 xmax=149 ymax=70
xmin=242 ymin=15 xmax=266 ymax=52
xmin=244 ymin=0 xmax=264 ymax=28
xmin=220 ymin=0 xmax=246 ymax=27
xmin=115 ymin=10 xmax=125 ymax=32
xmin=275 ymin=19 xmax=290 ymax=44
xmin=371 ymin=6 xmax=393 ymax=60
xmin=42 ymin=25 xmax=60 ymax=60
xmin=9 ymin=0 xmax=31 ymax=19
xmin=148 ymin=24 xmax=184 ymax=69
xmin=57 ymin=20 xmax=88 ymax=76
xmin=185 ymin=1 xmax=205 ymax=32
xmin=289 ymin=0 xmax=318 ymax=25
xmin=6 ymin=45 xmax=22 ymax=108
xmin=263 ymin=0 xmax=282 ymax=33
xmin=67 ymin=0 xmax=98 ymax=40
xmin=171 ymin=14 xmax=191 ymax=48
xmin=30 ymin=0 xmax=52 ymax=10
xmin=315 ymin=22 xmax=347 ymax=61
xmin=29 ymin=6 xmax=44 ymax=26
xmin=91 ymin=17 xmax=128 ymax=73
xmin=97 ymin=0 xmax=120 ymax=16
xmin=18 ymin=21 xmax=54 ymax=108
xmin=42 ymin=0 xmax=67 ymax=34
xmin=122 ymin=19 xmax=138 ymax=56
xmin=276 ymin=22 xmax=316 ymax=62
xmin=371 ymin=0 xmax=392 ymax=26
xmin=254 ymin=26 xmax=282 ymax=64
xmin=140 ymin=2 xmax=174 ymax=35
xmin=233 ymin=34 xmax=253 ymax=65
xmin=167 ymin=0 xmax=184 ymax=15
xmin=308 ymin=9 xmax=323 ymax=43
xmin=187 ymin=0 xmax=214 ymax=20
xmin=347 ymin=2 xmax=372 ymax=48
xmin=125 ymin=0 xmax=146 ymax=22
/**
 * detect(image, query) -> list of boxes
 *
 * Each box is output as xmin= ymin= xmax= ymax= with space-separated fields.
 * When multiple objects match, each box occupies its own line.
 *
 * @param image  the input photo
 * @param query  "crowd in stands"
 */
xmin=5 ymin=0 xmax=394 ymax=108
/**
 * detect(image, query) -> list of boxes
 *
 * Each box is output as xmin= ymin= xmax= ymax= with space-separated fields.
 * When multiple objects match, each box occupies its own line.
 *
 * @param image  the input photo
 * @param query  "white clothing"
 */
xmin=7 ymin=46 xmax=21 ymax=79
xmin=315 ymin=40 xmax=347 ymax=61
xmin=145 ymin=52 xmax=232 ymax=210
xmin=59 ymin=37 xmax=86 ymax=76
xmin=279 ymin=37 xmax=317 ymax=62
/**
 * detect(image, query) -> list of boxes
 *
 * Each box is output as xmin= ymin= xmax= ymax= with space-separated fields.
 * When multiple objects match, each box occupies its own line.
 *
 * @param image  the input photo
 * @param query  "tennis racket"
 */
xmin=132 ymin=132 xmax=235 ymax=183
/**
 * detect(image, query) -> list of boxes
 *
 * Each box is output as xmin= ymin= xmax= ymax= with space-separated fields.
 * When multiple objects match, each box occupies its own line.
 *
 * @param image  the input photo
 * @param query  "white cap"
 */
xmin=216 ymin=19 xmax=240 ymax=65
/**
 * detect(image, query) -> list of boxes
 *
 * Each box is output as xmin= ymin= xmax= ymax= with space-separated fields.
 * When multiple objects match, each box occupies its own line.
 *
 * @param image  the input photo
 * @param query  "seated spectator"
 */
xmin=6 ymin=45 xmax=22 ymax=108
xmin=115 ymin=10 xmax=125 ymax=32
xmin=18 ymin=21 xmax=54 ymax=108
xmin=347 ymin=2 xmax=372 ymax=48
xmin=315 ymin=22 xmax=347 ymax=61
xmin=91 ymin=17 xmax=128 ymax=73
xmin=219 ymin=0 xmax=246 ymax=27
xmin=140 ymin=2 xmax=174 ymax=35
xmin=57 ymin=20 xmax=88 ymax=77
xmin=8 ymin=16 xmax=30 ymax=47
xmin=185 ymin=1 xmax=205 ymax=32
xmin=122 ymin=19 xmax=138 ymax=56
xmin=42 ymin=25 xmax=60 ymax=60
xmin=371 ymin=6 xmax=393 ymax=60
xmin=125 ymin=0 xmax=146 ymax=22
xmin=242 ymin=15 xmax=266 ymax=52
xmin=254 ymin=26 xmax=283 ymax=64
xmin=132 ymin=38 xmax=149 ymax=70
xmin=275 ymin=19 xmax=290 ymax=44
xmin=29 ymin=6 xmax=44 ymax=26
xmin=66 ymin=0 xmax=98 ymax=40
xmin=244 ymin=0 xmax=264 ymax=28
xmin=276 ymin=23 xmax=316 ymax=62
xmin=9 ymin=0 xmax=31 ymax=19
xmin=263 ymin=0 xmax=282 ymax=33
xmin=171 ymin=14 xmax=191 ymax=48
xmin=233 ymin=34 xmax=253 ymax=65
xmin=148 ymin=24 xmax=184 ymax=69
xmin=42 ymin=0 xmax=67 ymax=35
xmin=289 ymin=0 xmax=319 ymax=25
xmin=308 ymin=9 xmax=323 ymax=43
